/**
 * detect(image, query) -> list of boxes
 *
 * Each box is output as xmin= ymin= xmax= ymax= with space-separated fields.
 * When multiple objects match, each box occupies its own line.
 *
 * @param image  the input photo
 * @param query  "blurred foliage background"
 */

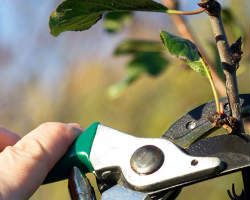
xmin=0 ymin=0 xmax=249 ymax=199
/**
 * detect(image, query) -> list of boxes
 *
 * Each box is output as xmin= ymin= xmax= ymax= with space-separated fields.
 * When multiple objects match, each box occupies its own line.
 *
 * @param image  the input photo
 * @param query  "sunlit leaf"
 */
xmin=160 ymin=31 xmax=207 ymax=76
xmin=160 ymin=31 xmax=221 ymax=113
xmin=114 ymin=39 xmax=163 ymax=55
xmin=103 ymin=12 xmax=133 ymax=33
xmin=108 ymin=76 xmax=137 ymax=98
xmin=128 ymin=52 xmax=168 ymax=76
xmin=49 ymin=0 xmax=167 ymax=36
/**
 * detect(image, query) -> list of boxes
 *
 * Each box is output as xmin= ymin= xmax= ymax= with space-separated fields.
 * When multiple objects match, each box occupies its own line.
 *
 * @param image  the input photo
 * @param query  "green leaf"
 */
xmin=108 ymin=76 xmax=136 ymax=98
xmin=49 ymin=0 xmax=167 ymax=36
xmin=108 ymin=52 xmax=168 ymax=98
xmin=160 ymin=31 xmax=206 ymax=76
xmin=128 ymin=52 xmax=168 ymax=76
xmin=160 ymin=31 xmax=221 ymax=113
xmin=103 ymin=12 xmax=133 ymax=33
xmin=114 ymin=39 xmax=163 ymax=55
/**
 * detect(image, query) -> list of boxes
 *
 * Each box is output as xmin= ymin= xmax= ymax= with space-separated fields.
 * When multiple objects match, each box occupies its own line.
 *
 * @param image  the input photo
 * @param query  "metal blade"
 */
xmin=186 ymin=133 xmax=250 ymax=175
xmin=101 ymin=185 xmax=151 ymax=200
xmin=162 ymin=133 xmax=250 ymax=190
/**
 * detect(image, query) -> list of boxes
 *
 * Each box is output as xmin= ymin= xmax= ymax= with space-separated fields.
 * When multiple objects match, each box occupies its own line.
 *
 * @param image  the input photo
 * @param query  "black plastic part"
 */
xmin=163 ymin=94 xmax=250 ymax=148
xmin=68 ymin=167 xmax=96 ymax=200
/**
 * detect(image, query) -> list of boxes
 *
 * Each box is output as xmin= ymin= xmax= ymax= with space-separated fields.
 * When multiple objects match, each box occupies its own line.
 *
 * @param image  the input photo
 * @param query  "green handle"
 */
xmin=44 ymin=122 xmax=100 ymax=183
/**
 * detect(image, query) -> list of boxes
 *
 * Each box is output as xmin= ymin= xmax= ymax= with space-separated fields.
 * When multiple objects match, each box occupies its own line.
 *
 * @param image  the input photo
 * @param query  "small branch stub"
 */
xmin=208 ymin=112 xmax=238 ymax=134
xmin=230 ymin=37 xmax=243 ymax=70
xmin=198 ymin=0 xmax=221 ymax=17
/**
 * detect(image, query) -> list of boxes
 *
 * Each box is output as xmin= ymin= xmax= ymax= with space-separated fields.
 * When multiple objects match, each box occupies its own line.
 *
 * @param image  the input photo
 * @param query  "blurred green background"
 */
xmin=0 ymin=0 xmax=249 ymax=199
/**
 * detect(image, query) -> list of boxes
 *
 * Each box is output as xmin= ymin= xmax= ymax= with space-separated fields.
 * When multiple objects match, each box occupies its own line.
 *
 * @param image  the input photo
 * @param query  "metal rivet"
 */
xmin=130 ymin=145 xmax=164 ymax=175
xmin=186 ymin=121 xmax=196 ymax=130
xmin=191 ymin=159 xmax=198 ymax=166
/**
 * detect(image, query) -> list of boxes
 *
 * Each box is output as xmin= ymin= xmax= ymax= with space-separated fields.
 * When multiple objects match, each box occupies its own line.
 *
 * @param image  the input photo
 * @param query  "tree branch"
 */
xmin=199 ymin=1 xmax=247 ymax=199
xmin=162 ymin=0 xmax=226 ymax=97
xmin=199 ymin=0 xmax=244 ymax=133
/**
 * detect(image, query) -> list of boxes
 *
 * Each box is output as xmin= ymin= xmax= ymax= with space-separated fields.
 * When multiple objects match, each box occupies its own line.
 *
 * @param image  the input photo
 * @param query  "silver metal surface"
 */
xmin=90 ymin=125 xmax=224 ymax=193
xmin=130 ymin=145 xmax=164 ymax=175
xmin=186 ymin=121 xmax=196 ymax=130
xmin=101 ymin=185 xmax=151 ymax=200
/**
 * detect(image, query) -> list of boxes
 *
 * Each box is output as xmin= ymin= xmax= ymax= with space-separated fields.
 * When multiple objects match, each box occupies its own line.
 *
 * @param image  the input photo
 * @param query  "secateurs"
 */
xmin=44 ymin=94 xmax=250 ymax=200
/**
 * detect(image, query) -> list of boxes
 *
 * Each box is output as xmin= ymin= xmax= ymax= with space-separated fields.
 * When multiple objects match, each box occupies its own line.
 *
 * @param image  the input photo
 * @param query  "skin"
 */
xmin=0 ymin=122 xmax=82 ymax=200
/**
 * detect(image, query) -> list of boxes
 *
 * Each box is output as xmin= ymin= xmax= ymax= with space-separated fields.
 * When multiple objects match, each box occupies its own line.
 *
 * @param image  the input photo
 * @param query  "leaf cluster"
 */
xmin=109 ymin=40 xmax=168 ymax=97
xmin=48 ymin=0 xmax=242 ymax=101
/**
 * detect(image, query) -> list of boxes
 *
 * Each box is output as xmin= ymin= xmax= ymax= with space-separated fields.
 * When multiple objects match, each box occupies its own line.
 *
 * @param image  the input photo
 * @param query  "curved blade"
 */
xmin=163 ymin=94 xmax=250 ymax=148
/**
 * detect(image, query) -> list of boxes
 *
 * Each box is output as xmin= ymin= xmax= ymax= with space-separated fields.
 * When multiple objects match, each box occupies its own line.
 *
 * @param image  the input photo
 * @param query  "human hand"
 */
xmin=0 ymin=122 xmax=82 ymax=200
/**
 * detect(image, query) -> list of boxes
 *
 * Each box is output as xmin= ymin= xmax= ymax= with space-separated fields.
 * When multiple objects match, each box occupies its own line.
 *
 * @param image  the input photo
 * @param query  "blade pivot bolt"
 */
xmin=130 ymin=145 xmax=164 ymax=175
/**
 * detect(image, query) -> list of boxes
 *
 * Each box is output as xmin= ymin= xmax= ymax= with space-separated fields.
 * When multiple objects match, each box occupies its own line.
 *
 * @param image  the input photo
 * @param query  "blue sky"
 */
xmin=0 ymin=1 xmax=122 ymax=86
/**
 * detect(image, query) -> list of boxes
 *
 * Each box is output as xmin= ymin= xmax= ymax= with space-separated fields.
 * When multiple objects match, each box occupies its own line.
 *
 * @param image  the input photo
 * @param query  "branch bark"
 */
xmin=199 ymin=0 xmax=244 ymax=133
xmin=162 ymin=0 xmax=226 ymax=97
xmin=199 ymin=0 xmax=247 ymax=199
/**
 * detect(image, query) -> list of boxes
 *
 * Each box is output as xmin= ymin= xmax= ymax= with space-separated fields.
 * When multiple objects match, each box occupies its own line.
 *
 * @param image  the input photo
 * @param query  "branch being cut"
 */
xmin=199 ymin=1 xmax=247 ymax=199
xmin=198 ymin=0 xmax=244 ymax=133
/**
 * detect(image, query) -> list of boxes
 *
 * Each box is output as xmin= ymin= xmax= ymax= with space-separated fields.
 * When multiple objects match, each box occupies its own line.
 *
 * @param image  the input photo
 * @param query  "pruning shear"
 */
xmin=44 ymin=94 xmax=250 ymax=200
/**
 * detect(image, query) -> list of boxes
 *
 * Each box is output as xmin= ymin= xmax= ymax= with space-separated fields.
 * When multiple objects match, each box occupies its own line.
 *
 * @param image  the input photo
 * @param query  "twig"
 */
xmin=162 ymin=0 xmax=226 ymax=97
xmin=198 ymin=0 xmax=244 ymax=133
xmin=167 ymin=8 xmax=205 ymax=15
xmin=199 ymin=0 xmax=247 ymax=199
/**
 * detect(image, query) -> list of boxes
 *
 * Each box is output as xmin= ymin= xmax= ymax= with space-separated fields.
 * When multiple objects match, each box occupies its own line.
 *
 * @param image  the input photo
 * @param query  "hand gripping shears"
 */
xmin=44 ymin=94 xmax=250 ymax=200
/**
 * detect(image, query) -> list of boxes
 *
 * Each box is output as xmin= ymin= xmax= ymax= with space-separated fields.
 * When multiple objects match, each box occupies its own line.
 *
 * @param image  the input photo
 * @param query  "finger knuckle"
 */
xmin=18 ymin=138 xmax=47 ymax=160
xmin=0 ymin=146 xmax=20 ymax=165
xmin=2 ymin=146 xmax=17 ymax=156
xmin=37 ymin=122 xmax=72 ymax=146
xmin=38 ymin=122 xmax=67 ymax=134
